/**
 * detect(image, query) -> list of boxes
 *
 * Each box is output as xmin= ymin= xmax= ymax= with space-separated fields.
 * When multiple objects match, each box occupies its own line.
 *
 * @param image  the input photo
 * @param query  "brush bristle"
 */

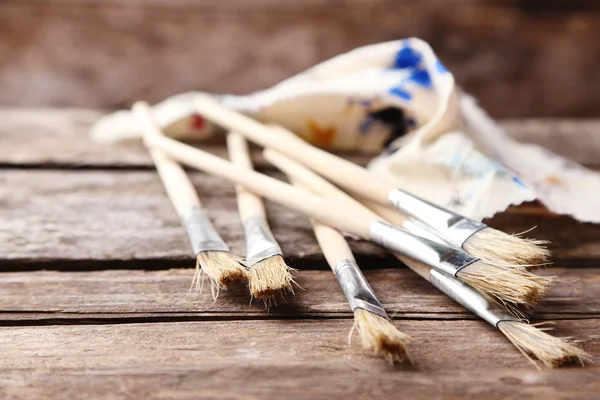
xmin=457 ymin=261 xmax=553 ymax=310
xmin=498 ymin=321 xmax=587 ymax=368
xmin=464 ymin=227 xmax=551 ymax=267
xmin=248 ymin=255 xmax=297 ymax=301
xmin=352 ymin=308 xmax=411 ymax=365
xmin=192 ymin=251 xmax=248 ymax=299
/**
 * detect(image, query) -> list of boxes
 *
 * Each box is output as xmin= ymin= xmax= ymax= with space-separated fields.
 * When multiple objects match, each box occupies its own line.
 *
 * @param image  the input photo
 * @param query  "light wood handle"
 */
xmin=145 ymin=131 xmax=377 ymax=240
xmin=361 ymin=198 xmax=408 ymax=225
xmin=265 ymin=149 xmax=433 ymax=281
xmin=226 ymin=131 xmax=266 ymax=222
xmin=133 ymin=102 xmax=201 ymax=216
xmin=394 ymin=254 xmax=432 ymax=281
xmin=193 ymin=95 xmax=393 ymax=204
xmin=289 ymin=178 xmax=355 ymax=269
xmin=311 ymin=220 xmax=356 ymax=271
xmin=264 ymin=149 xmax=381 ymax=221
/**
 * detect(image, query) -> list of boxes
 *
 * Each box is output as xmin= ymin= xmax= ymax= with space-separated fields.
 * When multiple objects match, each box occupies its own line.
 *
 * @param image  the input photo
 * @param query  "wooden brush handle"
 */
xmin=263 ymin=149 xmax=382 ymax=221
xmin=289 ymin=178 xmax=356 ymax=269
xmin=141 ymin=123 xmax=377 ymax=240
xmin=361 ymin=199 xmax=408 ymax=225
xmin=394 ymin=254 xmax=432 ymax=281
xmin=226 ymin=131 xmax=267 ymax=222
xmin=193 ymin=95 xmax=393 ymax=204
xmin=311 ymin=220 xmax=356 ymax=271
xmin=132 ymin=102 xmax=201 ymax=216
xmin=265 ymin=149 xmax=434 ymax=281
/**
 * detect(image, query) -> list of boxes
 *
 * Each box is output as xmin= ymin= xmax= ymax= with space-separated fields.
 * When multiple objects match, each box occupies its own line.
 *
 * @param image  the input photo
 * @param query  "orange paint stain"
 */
xmin=306 ymin=119 xmax=337 ymax=147
xmin=545 ymin=175 xmax=563 ymax=185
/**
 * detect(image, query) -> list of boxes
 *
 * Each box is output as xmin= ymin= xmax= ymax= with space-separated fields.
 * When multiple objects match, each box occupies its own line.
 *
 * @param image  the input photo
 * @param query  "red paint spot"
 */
xmin=190 ymin=114 xmax=205 ymax=130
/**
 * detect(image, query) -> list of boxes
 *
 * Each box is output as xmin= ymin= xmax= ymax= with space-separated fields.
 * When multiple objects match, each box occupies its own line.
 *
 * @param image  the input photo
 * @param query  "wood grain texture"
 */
xmin=1 ymin=108 xmax=599 ymax=398
xmin=0 ymin=319 xmax=598 ymax=400
xmin=1 ymin=109 xmax=600 ymax=167
xmin=0 ymin=268 xmax=596 ymax=323
xmin=1 ymin=1 xmax=600 ymax=117
xmin=2 ymin=169 xmax=600 ymax=265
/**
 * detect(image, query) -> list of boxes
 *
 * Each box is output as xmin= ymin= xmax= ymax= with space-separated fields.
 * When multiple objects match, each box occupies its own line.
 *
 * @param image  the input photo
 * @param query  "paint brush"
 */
xmin=266 ymin=150 xmax=585 ymax=368
xmin=226 ymin=131 xmax=295 ymax=302
xmin=140 ymin=109 xmax=551 ymax=310
xmin=132 ymin=102 xmax=248 ymax=298
xmin=405 ymin=256 xmax=585 ymax=368
xmin=192 ymin=94 xmax=550 ymax=267
xmin=294 ymin=179 xmax=410 ymax=364
xmin=263 ymin=149 xmax=551 ymax=311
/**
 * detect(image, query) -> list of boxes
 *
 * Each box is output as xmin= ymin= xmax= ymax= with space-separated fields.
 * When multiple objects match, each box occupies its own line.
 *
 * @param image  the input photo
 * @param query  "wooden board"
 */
xmin=2 ymin=109 xmax=599 ymax=168
xmin=1 ymin=110 xmax=599 ymax=398
xmin=0 ymin=268 xmax=596 ymax=323
xmin=2 ymin=169 xmax=600 ymax=266
xmin=1 ymin=1 xmax=600 ymax=118
xmin=1 ymin=319 xmax=598 ymax=399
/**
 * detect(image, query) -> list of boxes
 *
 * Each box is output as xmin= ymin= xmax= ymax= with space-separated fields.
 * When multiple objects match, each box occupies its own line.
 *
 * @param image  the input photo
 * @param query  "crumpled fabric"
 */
xmin=89 ymin=38 xmax=600 ymax=223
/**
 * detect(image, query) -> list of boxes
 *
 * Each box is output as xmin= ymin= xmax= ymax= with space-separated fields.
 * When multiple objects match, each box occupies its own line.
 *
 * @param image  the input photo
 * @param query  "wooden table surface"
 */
xmin=1 ymin=110 xmax=599 ymax=399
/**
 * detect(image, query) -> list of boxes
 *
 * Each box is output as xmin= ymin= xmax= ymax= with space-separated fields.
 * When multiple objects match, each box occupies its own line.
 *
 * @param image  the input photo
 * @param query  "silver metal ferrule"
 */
xmin=243 ymin=215 xmax=282 ymax=266
xmin=334 ymin=259 xmax=388 ymax=319
xmin=181 ymin=206 xmax=230 ymax=255
xmin=388 ymin=188 xmax=487 ymax=247
xmin=429 ymin=269 xmax=519 ymax=327
xmin=369 ymin=221 xmax=477 ymax=276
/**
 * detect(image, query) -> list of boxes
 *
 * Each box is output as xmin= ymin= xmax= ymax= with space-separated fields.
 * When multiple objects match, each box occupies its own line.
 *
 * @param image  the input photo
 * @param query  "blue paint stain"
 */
xmin=389 ymin=87 xmax=412 ymax=101
xmin=512 ymin=176 xmax=528 ymax=189
xmin=360 ymin=99 xmax=372 ymax=107
xmin=359 ymin=116 xmax=374 ymax=135
xmin=383 ymin=144 xmax=400 ymax=155
xmin=393 ymin=46 xmax=422 ymax=69
xmin=409 ymin=69 xmax=432 ymax=88
xmin=436 ymin=60 xmax=449 ymax=74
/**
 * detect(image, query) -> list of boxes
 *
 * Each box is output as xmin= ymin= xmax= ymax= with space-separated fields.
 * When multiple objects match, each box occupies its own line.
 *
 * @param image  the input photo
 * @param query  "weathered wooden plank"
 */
xmin=0 ymin=169 xmax=386 ymax=264
xmin=1 ymin=170 xmax=600 ymax=265
xmin=0 ymin=268 xmax=596 ymax=322
xmin=1 ymin=109 xmax=599 ymax=167
xmin=0 ymin=170 xmax=600 ymax=269
xmin=0 ymin=319 xmax=597 ymax=399
xmin=1 ymin=2 xmax=600 ymax=117
xmin=0 ymin=109 xmax=372 ymax=168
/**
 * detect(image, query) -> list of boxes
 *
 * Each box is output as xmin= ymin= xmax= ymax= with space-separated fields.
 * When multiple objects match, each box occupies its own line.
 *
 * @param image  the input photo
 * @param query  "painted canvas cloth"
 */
xmin=90 ymin=38 xmax=600 ymax=223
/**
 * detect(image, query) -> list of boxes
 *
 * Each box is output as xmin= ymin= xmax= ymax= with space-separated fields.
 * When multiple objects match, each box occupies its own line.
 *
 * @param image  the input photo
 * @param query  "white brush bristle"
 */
xmin=457 ymin=260 xmax=553 ymax=310
xmin=248 ymin=255 xmax=296 ymax=301
xmin=192 ymin=251 xmax=248 ymax=299
xmin=464 ymin=227 xmax=551 ymax=267
xmin=352 ymin=308 xmax=411 ymax=365
xmin=498 ymin=321 xmax=587 ymax=368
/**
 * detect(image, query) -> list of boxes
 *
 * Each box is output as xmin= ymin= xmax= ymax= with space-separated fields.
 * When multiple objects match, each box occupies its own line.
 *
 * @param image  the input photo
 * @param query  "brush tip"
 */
xmin=248 ymin=255 xmax=296 ymax=301
xmin=353 ymin=308 xmax=411 ymax=365
xmin=464 ymin=227 xmax=551 ymax=267
xmin=458 ymin=260 xmax=553 ymax=310
xmin=498 ymin=321 xmax=588 ymax=368
xmin=193 ymin=251 xmax=248 ymax=297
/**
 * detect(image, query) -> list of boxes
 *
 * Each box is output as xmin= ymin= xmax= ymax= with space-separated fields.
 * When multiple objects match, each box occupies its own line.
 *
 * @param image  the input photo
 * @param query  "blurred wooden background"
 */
xmin=1 ymin=0 xmax=599 ymax=118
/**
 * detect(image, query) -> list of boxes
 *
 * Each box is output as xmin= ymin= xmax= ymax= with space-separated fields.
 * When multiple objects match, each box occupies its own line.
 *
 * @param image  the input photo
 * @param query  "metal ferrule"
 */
xmin=369 ymin=221 xmax=478 ymax=276
xmin=333 ymin=259 xmax=388 ymax=319
xmin=181 ymin=206 xmax=230 ymax=255
xmin=243 ymin=215 xmax=282 ymax=266
xmin=429 ymin=269 xmax=520 ymax=327
xmin=388 ymin=188 xmax=487 ymax=247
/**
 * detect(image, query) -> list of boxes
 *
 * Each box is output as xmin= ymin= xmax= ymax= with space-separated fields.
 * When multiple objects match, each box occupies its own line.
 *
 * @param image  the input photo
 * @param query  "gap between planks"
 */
xmin=0 ymin=268 xmax=596 ymax=325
